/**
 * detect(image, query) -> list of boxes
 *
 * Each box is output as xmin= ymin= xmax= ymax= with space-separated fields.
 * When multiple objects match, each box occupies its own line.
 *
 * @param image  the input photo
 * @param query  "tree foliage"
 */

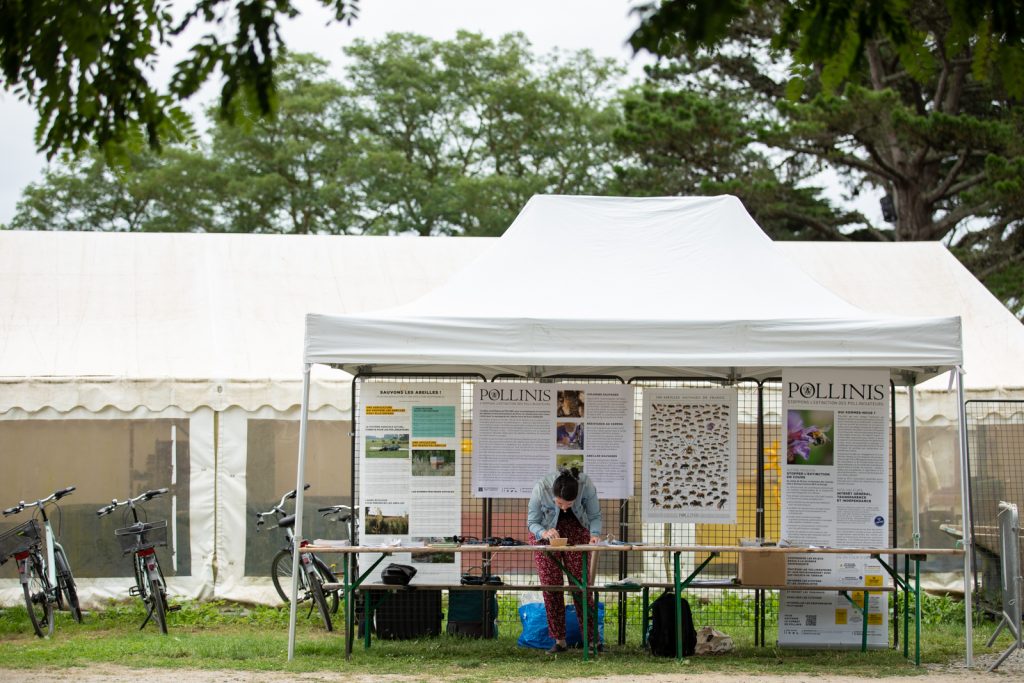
xmin=630 ymin=0 xmax=1024 ymax=95
xmin=7 ymin=34 xmax=622 ymax=236
xmin=0 ymin=0 xmax=359 ymax=158
xmin=625 ymin=1 xmax=1024 ymax=315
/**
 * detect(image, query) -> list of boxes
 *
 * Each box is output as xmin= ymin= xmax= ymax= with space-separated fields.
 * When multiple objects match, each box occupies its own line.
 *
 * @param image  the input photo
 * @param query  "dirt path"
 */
xmin=1 ymin=657 xmax=1021 ymax=683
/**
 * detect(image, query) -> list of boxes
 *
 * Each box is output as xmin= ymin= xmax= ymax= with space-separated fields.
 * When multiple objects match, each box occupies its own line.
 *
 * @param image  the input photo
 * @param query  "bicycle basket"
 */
xmin=115 ymin=520 xmax=168 ymax=555
xmin=0 ymin=519 xmax=42 ymax=564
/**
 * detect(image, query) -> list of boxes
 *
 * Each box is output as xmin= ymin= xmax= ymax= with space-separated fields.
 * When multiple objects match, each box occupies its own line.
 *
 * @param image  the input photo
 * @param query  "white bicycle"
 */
xmin=2 ymin=486 xmax=84 ymax=636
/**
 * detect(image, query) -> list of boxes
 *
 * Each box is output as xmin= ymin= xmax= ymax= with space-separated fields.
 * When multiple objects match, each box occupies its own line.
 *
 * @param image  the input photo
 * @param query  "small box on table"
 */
xmin=738 ymin=541 xmax=786 ymax=586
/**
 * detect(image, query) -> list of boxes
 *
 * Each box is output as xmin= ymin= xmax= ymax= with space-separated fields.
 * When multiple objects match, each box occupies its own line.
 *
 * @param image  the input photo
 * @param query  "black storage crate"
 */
xmin=369 ymin=589 xmax=443 ymax=640
xmin=447 ymin=589 xmax=498 ymax=638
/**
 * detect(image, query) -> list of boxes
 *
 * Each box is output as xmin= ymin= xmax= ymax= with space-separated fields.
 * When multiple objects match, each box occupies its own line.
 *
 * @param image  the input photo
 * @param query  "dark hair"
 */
xmin=552 ymin=467 xmax=580 ymax=501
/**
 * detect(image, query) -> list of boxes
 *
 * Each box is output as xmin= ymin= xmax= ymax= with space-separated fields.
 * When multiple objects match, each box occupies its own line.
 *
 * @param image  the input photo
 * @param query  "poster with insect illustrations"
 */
xmin=642 ymin=387 xmax=738 ymax=523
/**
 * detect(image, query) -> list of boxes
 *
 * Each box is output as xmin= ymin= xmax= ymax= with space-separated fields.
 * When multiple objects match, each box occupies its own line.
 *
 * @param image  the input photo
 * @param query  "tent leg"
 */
xmin=956 ymin=369 xmax=974 ymax=668
xmin=288 ymin=364 xmax=313 ymax=661
xmin=908 ymin=378 xmax=920 ymax=551
xmin=908 ymin=380 xmax=923 ymax=660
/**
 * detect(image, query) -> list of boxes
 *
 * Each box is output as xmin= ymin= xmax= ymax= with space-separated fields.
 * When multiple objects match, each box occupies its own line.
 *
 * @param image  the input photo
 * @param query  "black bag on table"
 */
xmin=381 ymin=562 xmax=417 ymax=585
xmin=647 ymin=591 xmax=697 ymax=657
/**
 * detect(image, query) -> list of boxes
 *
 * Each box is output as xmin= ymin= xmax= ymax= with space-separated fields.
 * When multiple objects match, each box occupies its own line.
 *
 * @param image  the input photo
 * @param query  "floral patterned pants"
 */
xmin=532 ymin=514 xmax=598 ymax=643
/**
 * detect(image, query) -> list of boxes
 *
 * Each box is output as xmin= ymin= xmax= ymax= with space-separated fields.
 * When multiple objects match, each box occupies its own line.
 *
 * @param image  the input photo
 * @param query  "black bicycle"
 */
xmin=97 ymin=488 xmax=176 ymax=634
xmin=2 ymin=486 xmax=83 ymax=636
xmin=256 ymin=485 xmax=350 ymax=631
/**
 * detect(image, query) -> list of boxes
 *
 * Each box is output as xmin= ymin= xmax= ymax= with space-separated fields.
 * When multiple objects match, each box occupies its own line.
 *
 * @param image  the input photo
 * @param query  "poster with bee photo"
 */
xmin=641 ymin=387 xmax=738 ymax=523
xmin=779 ymin=368 xmax=890 ymax=649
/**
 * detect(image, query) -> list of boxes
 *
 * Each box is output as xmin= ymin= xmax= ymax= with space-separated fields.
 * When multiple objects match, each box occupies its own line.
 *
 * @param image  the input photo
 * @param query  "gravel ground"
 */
xmin=2 ymin=657 xmax=1023 ymax=683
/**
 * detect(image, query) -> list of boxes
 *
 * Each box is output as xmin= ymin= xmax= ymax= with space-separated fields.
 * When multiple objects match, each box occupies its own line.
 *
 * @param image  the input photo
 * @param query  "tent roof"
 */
xmin=305 ymin=195 xmax=962 ymax=382
xmin=784 ymin=241 xmax=1024 ymax=393
xmin=0 ymin=230 xmax=488 ymax=412
xmin=11 ymin=196 xmax=1022 ymax=415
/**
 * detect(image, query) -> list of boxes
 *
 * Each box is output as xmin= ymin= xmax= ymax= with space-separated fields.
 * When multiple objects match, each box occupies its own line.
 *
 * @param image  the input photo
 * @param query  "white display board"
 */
xmin=779 ymin=368 xmax=890 ymax=648
xmin=358 ymin=383 xmax=462 ymax=581
xmin=471 ymin=383 xmax=634 ymax=498
xmin=642 ymin=387 xmax=738 ymax=523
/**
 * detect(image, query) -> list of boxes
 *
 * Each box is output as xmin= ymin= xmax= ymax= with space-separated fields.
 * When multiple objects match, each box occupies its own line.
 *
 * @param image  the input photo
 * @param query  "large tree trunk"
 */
xmin=892 ymin=183 xmax=939 ymax=242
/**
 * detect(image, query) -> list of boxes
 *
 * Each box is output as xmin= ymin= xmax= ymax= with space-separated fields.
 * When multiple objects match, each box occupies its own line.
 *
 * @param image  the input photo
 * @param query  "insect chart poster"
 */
xmin=358 ymin=383 xmax=461 ymax=581
xmin=779 ymin=368 xmax=890 ymax=648
xmin=471 ymin=383 xmax=634 ymax=499
xmin=641 ymin=387 xmax=738 ymax=524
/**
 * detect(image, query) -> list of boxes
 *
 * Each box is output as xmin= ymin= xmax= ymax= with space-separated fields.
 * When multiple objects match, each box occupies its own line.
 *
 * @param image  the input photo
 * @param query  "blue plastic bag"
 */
xmin=517 ymin=601 xmax=605 ymax=649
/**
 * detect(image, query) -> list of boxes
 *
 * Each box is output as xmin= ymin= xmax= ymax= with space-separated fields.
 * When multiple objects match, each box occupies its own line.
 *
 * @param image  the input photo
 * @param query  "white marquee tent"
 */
xmin=294 ymin=195 xmax=968 ymax=657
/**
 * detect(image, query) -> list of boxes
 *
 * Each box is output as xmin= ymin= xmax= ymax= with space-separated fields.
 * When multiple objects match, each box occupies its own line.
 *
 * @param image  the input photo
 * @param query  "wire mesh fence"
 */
xmin=965 ymin=400 xmax=1024 ymax=614
xmin=350 ymin=375 xmax=900 ymax=647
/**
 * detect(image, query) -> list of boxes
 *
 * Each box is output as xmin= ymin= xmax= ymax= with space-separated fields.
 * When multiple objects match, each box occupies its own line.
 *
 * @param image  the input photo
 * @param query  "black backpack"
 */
xmin=647 ymin=591 xmax=697 ymax=657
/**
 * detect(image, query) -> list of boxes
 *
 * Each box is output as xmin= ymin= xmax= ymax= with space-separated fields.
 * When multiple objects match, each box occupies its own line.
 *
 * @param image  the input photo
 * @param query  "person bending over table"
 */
xmin=527 ymin=467 xmax=602 ymax=654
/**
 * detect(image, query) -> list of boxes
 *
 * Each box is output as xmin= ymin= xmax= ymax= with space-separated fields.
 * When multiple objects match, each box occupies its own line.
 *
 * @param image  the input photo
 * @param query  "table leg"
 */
xmin=343 ymin=556 xmax=352 ymax=660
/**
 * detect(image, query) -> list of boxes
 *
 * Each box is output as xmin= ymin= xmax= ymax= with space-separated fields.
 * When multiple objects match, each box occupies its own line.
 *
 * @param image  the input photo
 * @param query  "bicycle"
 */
xmin=2 ymin=485 xmax=83 ymax=636
xmin=97 ymin=488 xmax=176 ymax=634
xmin=256 ymin=484 xmax=351 ymax=631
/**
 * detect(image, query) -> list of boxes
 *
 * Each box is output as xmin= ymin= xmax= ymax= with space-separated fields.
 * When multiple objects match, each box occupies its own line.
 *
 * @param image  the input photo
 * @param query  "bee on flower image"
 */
xmin=786 ymin=410 xmax=834 ymax=466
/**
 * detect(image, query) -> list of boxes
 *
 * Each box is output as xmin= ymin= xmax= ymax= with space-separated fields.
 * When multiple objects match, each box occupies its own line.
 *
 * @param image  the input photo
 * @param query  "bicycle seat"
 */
xmin=277 ymin=514 xmax=296 ymax=529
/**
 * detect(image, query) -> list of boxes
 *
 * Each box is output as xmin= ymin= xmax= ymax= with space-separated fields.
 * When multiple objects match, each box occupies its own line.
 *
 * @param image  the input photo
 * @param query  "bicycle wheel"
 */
xmin=307 ymin=567 xmax=333 ymax=631
xmin=23 ymin=553 xmax=54 ymax=638
xmin=271 ymin=549 xmax=297 ymax=604
xmin=148 ymin=572 xmax=168 ymax=634
xmin=54 ymin=546 xmax=83 ymax=623
xmin=312 ymin=555 xmax=341 ymax=615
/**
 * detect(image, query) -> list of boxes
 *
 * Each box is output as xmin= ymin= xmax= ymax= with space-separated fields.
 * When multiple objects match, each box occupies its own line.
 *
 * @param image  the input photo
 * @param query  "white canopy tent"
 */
xmin=294 ymin=195 xmax=970 ymax=659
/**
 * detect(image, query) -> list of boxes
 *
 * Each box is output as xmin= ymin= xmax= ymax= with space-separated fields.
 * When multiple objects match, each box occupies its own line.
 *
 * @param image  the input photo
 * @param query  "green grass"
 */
xmin=0 ymin=596 xmax=1003 ymax=681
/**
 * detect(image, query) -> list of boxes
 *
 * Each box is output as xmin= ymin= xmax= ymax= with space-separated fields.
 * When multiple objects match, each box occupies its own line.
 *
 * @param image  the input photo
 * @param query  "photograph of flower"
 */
xmin=787 ymin=410 xmax=834 ymax=466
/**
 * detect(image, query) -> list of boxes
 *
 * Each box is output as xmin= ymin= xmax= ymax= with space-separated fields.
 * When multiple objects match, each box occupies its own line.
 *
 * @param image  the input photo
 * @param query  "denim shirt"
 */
xmin=527 ymin=470 xmax=602 ymax=540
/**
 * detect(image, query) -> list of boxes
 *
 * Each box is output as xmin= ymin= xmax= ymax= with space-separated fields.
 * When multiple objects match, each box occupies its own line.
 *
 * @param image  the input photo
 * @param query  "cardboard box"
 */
xmin=738 ymin=548 xmax=787 ymax=586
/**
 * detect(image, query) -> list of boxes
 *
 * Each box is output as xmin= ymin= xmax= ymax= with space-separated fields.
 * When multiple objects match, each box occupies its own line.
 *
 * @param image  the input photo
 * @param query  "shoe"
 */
xmin=546 ymin=642 xmax=568 ymax=654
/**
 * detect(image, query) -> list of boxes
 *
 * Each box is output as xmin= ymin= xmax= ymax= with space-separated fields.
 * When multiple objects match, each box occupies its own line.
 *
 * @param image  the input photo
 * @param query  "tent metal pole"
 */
xmin=908 ymin=378 xmax=920 ymax=550
xmin=287 ymin=364 xmax=313 ymax=661
xmin=956 ymin=368 xmax=974 ymax=667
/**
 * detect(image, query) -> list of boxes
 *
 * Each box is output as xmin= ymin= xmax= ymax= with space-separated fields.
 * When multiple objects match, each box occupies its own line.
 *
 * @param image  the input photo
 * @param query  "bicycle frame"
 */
xmin=3 ymin=487 xmax=78 ymax=626
xmin=97 ymin=488 xmax=171 ymax=632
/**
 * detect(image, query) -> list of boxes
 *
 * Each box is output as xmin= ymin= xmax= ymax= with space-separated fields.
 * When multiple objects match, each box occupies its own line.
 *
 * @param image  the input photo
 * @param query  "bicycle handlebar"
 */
xmin=95 ymin=488 xmax=169 ymax=516
xmin=3 ymin=485 xmax=77 ymax=515
xmin=285 ymin=483 xmax=312 ymax=501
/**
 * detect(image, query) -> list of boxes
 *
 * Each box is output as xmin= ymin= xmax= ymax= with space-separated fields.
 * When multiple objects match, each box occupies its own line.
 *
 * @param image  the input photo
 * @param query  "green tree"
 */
xmin=202 ymin=53 xmax=361 ymax=234
xmin=8 ymin=36 xmax=623 ymax=236
xmin=629 ymin=0 xmax=1024 ymax=95
xmin=8 ymin=142 xmax=216 ymax=232
xmin=341 ymin=31 xmax=622 ymax=235
xmin=625 ymin=2 xmax=1024 ymax=315
xmin=0 ymin=0 xmax=359 ymax=158
xmin=612 ymin=71 xmax=866 ymax=240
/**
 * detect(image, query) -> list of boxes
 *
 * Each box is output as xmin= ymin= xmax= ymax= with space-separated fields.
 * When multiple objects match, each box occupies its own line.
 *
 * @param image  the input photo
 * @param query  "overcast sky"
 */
xmin=0 ymin=1 xmax=653 ymax=225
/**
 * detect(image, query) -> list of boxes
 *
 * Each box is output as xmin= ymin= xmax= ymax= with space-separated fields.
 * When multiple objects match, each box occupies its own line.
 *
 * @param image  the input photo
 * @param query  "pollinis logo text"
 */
xmin=787 ymin=382 xmax=884 ymax=401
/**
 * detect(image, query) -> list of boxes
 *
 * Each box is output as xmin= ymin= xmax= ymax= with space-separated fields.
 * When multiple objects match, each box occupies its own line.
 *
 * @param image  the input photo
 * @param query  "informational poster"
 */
xmin=359 ymin=383 xmax=461 ymax=581
xmin=779 ymin=368 xmax=890 ymax=648
xmin=642 ymin=387 xmax=738 ymax=523
xmin=471 ymin=383 xmax=634 ymax=499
